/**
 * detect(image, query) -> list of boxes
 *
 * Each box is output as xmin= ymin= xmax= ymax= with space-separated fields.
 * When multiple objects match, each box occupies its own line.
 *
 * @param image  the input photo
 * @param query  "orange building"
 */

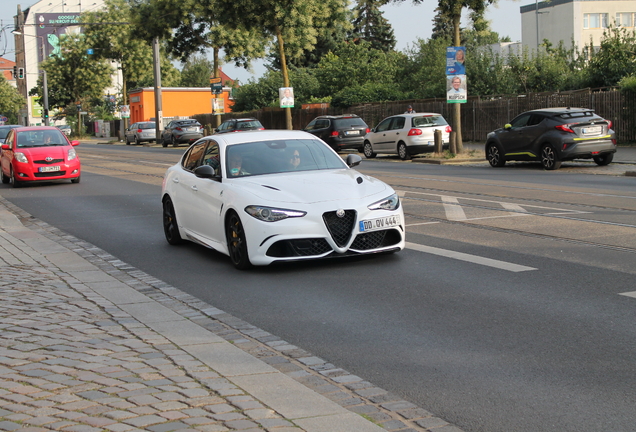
xmin=128 ymin=86 xmax=235 ymax=125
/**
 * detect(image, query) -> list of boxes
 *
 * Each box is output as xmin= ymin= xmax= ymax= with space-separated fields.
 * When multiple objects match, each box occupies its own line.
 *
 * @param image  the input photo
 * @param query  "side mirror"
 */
xmin=1 ymin=144 xmax=9 ymax=150
xmin=70 ymin=140 xmax=80 ymax=146
xmin=346 ymin=153 xmax=362 ymax=168
xmin=194 ymin=164 xmax=221 ymax=181
xmin=504 ymin=124 xmax=512 ymax=130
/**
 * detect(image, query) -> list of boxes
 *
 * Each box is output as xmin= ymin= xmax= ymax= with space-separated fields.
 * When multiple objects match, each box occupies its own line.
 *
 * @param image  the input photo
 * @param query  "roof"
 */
xmin=0 ymin=57 xmax=16 ymax=69
xmin=210 ymin=129 xmax=315 ymax=146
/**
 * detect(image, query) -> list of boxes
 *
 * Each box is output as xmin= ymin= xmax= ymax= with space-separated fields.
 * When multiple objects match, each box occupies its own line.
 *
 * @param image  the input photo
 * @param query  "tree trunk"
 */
xmin=213 ymin=47 xmax=221 ymax=128
xmin=276 ymin=25 xmax=292 ymax=130
xmin=452 ymin=13 xmax=463 ymax=154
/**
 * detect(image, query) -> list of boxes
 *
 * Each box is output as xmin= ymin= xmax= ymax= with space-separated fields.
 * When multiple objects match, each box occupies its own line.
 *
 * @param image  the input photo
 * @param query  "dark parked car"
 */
xmin=485 ymin=107 xmax=617 ymax=170
xmin=303 ymin=114 xmax=369 ymax=152
xmin=215 ymin=118 xmax=264 ymax=134
xmin=162 ymin=119 xmax=203 ymax=147
xmin=0 ymin=125 xmax=21 ymax=144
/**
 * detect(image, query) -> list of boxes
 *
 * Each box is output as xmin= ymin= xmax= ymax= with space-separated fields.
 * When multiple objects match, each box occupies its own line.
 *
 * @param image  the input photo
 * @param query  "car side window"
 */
xmin=527 ymin=114 xmax=544 ymax=126
xmin=182 ymin=141 xmax=207 ymax=171
xmin=391 ymin=117 xmax=406 ymax=130
xmin=305 ymin=119 xmax=317 ymax=131
xmin=203 ymin=141 xmax=221 ymax=175
xmin=510 ymin=114 xmax=531 ymax=128
xmin=375 ymin=118 xmax=392 ymax=132
xmin=315 ymin=119 xmax=329 ymax=129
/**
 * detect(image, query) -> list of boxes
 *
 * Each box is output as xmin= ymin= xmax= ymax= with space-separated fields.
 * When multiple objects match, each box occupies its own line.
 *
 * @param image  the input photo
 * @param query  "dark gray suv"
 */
xmin=303 ymin=114 xmax=369 ymax=152
xmin=162 ymin=119 xmax=203 ymax=147
xmin=486 ymin=107 xmax=617 ymax=170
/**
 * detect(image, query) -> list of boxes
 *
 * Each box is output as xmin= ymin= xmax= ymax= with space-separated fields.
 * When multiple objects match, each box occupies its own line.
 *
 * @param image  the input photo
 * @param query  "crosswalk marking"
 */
xmin=442 ymin=196 xmax=468 ymax=221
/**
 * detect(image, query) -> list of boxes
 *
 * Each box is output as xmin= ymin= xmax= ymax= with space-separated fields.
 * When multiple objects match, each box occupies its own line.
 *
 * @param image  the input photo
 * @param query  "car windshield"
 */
xmin=237 ymin=120 xmax=262 ymax=129
xmin=17 ymin=130 xmax=67 ymax=147
xmin=333 ymin=117 xmax=367 ymax=128
xmin=225 ymin=139 xmax=347 ymax=177
xmin=139 ymin=123 xmax=155 ymax=129
xmin=412 ymin=115 xmax=447 ymax=127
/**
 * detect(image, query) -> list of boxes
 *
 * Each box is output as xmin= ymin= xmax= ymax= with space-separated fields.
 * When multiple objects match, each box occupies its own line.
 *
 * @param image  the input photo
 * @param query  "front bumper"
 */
xmin=14 ymin=160 xmax=81 ymax=182
xmin=242 ymin=205 xmax=405 ymax=266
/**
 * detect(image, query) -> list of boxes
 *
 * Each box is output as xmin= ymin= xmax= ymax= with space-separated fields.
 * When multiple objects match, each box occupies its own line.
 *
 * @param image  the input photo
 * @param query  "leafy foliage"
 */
xmin=350 ymin=0 xmax=396 ymax=51
xmin=0 ymin=75 xmax=26 ymax=121
xmin=180 ymin=55 xmax=214 ymax=87
xmin=583 ymin=26 xmax=636 ymax=88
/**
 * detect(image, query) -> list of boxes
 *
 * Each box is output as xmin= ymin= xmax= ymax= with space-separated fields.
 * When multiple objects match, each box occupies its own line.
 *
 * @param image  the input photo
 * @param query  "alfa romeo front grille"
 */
xmin=351 ymin=229 xmax=402 ymax=250
xmin=322 ymin=210 xmax=356 ymax=247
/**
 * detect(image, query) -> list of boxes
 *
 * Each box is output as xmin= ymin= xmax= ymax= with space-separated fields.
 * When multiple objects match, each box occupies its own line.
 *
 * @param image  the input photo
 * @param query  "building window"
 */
xmin=616 ymin=12 xmax=635 ymax=27
xmin=584 ymin=13 xmax=609 ymax=29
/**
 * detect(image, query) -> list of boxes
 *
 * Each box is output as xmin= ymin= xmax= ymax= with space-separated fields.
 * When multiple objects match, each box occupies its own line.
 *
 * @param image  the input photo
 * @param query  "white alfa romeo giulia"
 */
xmin=161 ymin=130 xmax=405 ymax=269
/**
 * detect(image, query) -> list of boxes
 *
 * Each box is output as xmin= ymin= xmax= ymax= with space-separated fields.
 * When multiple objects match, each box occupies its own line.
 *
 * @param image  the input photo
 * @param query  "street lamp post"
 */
xmin=12 ymin=30 xmax=50 ymax=126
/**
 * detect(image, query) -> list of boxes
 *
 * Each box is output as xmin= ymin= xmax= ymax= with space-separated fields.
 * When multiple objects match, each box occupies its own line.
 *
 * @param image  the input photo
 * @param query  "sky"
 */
xmin=1 ymin=0 xmax=525 ymax=83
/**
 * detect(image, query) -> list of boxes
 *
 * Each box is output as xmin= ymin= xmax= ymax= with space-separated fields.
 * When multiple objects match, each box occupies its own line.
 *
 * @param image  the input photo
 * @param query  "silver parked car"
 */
xmin=363 ymin=113 xmax=451 ymax=160
xmin=125 ymin=121 xmax=157 ymax=145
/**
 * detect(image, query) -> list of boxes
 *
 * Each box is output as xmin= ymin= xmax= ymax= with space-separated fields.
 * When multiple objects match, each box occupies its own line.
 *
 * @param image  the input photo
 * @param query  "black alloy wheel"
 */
xmin=397 ymin=142 xmax=410 ymax=160
xmin=486 ymin=142 xmax=506 ymax=167
xmin=541 ymin=144 xmax=561 ymax=170
xmin=162 ymin=134 xmax=170 ymax=147
xmin=162 ymin=197 xmax=184 ymax=245
xmin=593 ymin=153 xmax=614 ymax=166
xmin=226 ymin=211 xmax=251 ymax=270
xmin=363 ymin=141 xmax=376 ymax=158
xmin=10 ymin=167 xmax=21 ymax=188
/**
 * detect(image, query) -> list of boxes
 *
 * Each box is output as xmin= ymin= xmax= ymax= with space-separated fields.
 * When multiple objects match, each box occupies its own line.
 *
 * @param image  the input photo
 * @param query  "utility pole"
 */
xmin=152 ymin=37 xmax=163 ymax=144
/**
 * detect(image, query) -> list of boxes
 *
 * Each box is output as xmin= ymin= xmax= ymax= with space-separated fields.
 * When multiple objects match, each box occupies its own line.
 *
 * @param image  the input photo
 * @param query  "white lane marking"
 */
xmin=619 ymin=292 xmax=636 ymax=299
xmin=405 ymin=221 xmax=440 ymax=227
xmin=501 ymin=202 xmax=529 ymax=215
xmin=406 ymin=242 xmax=537 ymax=272
xmin=442 ymin=196 xmax=467 ymax=221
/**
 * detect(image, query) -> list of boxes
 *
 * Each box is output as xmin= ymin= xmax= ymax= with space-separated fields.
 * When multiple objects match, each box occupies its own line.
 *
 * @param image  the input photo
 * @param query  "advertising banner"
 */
xmin=447 ymin=75 xmax=467 ymax=104
xmin=35 ymin=13 xmax=82 ymax=63
xmin=279 ymin=87 xmax=294 ymax=108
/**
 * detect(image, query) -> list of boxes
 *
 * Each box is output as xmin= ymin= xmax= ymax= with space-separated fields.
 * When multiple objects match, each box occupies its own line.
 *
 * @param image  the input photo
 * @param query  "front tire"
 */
xmin=1 ymin=168 xmax=10 ymax=184
xmin=541 ymin=144 xmax=561 ymax=170
xmin=10 ymin=167 xmax=21 ymax=188
xmin=226 ymin=211 xmax=251 ymax=270
xmin=71 ymin=176 xmax=80 ymax=184
xmin=486 ymin=142 xmax=506 ymax=167
xmin=125 ymin=136 xmax=131 ymax=145
xmin=593 ymin=153 xmax=614 ymax=166
xmin=363 ymin=141 xmax=376 ymax=158
xmin=397 ymin=142 xmax=410 ymax=160
xmin=135 ymin=136 xmax=141 ymax=145
xmin=163 ymin=197 xmax=184 ymax=245
xmin=162 ymin=135 xmax=169 ymax=147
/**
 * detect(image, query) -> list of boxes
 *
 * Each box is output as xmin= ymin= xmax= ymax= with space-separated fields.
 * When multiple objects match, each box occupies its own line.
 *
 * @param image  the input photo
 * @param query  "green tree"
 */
xmin=213 ymin=0 xmax=350 ymax=128
xmin=350 ymin=0 xmax=396 ymax=52
xmin=0 ymin=75 xmax=26 ymax=122
xmin=401 ymin=37 xmax=449 ymax=98
xmin=180 ymin=55 xmax=214 ymax=87
xmin=37 ymin=35 xmax=113 ymax=128
xmin=82 ymin=0 xmax=180 ymax=107
xmin=583 ymin=26 xmax=636 ymax=88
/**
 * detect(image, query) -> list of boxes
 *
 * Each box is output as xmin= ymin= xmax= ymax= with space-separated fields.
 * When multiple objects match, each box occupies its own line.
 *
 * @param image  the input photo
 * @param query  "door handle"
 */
xmin=191 ymin=185 xmax=198 ymax=191
xmin=172 ymin=178 xmax=179 ymax=183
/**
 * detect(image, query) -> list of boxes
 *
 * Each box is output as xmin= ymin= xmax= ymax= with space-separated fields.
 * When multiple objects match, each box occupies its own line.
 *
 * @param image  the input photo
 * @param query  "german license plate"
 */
xmin=582 ymin=126 xmax=602 ymax=135
xmin=345 ymin=130 xmax=359 ymax=135
xmin=359 ymin=215 xmax=401 ymax=232
xmin=39 ymin=166 xmax=60 ymax=173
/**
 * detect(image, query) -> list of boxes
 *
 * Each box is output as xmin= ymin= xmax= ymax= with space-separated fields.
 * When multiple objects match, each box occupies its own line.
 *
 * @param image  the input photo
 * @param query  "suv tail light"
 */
xmin=408 ymin=128 xmax=422 ymax=136
xmin=137 ymin=129 xmax=142 ymax=133
xmin=366 ymin=128 xmax=370 ymax=134
xmin=445 ymin=126 xmax=452 ymax=133
xmin=555 ymin=124 xmax=575 ymax=133
xmin=175 ymin=127 xmax=183 ymax=131
xmin=608 ymin=120 xmax=613 ymax=130
xmin=331 ymin=131 xmax=339 ymax=137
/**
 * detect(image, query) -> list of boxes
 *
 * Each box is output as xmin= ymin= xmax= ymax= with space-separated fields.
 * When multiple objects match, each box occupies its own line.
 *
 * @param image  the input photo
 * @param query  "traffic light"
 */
xmin=13 ymin=66 xmax=17 ymax=79
xmin=17 ymin=68 xmax=24 ymax=79
xmin=43 ymin=108 xmax=49 ymax=119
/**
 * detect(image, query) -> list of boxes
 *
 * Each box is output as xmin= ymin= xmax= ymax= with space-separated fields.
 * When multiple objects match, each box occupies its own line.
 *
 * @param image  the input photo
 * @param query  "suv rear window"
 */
xmin=139 ymin=123 xmax=155 ymax=129
xmin=332 ymin=117 xmax=367 ymax=128
xmin=412 ymin=116 xmax=448 ymax=127
xmin=178 ymin=120 xmax=201 ymax=126
xmin=237 ymin=120 xmax=263 ymax=129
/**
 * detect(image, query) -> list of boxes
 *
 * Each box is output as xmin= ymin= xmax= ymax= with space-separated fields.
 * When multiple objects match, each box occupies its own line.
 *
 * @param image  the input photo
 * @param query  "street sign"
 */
xmin=210 ymin=76 xmax=223 ymax=94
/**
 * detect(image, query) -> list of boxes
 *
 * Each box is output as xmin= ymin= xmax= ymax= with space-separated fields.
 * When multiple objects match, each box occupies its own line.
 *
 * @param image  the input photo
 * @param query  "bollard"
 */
xmin=434 ymin=129 xmax=443 ymax=154
xmin=450 ymin=131 xmax=457 ymax=155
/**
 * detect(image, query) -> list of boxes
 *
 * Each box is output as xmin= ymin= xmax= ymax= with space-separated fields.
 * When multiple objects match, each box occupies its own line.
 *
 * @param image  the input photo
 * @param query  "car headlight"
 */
xmin=15 ymin=152 xmax=28 ymax=163
xmin=368 ymin=193 xmax=400 ymax=211
xmin=68 ymin=148 xmax=77 ymax=161
xmin=245 ymin=205 xmax=306 ymax=222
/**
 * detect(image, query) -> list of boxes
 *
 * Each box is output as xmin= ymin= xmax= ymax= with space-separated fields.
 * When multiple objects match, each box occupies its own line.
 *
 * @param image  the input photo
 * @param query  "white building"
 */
xmin=521 ymin=0 xmax=636 ymax=51
xmin=13 ymin=0 xmax=121 ymax=126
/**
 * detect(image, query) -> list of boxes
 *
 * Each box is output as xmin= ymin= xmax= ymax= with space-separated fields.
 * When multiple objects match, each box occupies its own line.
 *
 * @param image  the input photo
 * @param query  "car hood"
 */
xmin=19 ymin=146 xmax=71 ymax=158
xmin=232 ymin=169 xmax=390 ymax=204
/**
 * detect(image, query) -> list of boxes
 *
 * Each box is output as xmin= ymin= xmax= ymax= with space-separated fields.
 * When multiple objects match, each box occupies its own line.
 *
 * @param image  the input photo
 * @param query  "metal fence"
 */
xmin=194 ymin=88 xmax=636 ymax=144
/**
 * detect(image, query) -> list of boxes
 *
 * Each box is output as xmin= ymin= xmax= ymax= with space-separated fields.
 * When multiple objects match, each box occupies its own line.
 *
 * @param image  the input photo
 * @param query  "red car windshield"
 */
xmin=17 ymin=130 xmax=67 ymax=148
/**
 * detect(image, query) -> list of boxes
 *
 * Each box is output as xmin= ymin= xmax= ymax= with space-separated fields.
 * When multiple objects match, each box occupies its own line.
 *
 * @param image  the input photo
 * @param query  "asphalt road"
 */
xmin=2 ymin=143 xmax=635 ymax=432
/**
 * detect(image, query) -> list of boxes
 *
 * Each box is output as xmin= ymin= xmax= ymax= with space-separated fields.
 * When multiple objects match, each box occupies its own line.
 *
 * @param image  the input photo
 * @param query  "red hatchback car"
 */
xmin=1 ymin=126 xmax=81 ymax=187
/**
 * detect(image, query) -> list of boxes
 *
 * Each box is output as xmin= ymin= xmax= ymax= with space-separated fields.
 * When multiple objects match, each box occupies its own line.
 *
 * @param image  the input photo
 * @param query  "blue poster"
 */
xmin=446 ymin=46 xmax=466 ymax=75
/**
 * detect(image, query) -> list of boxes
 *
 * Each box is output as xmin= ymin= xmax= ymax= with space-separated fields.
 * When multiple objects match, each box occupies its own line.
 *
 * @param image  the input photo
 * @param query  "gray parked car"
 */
xmin=485 ymin=107 xmax=617 ymax=170
xmin=125 ymin=121 xmax=156 ymax=145
xmin=0 ymin=125 xmax=21 ymax=144
xmin=162 ymin=119 xmax=203 ymax=147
